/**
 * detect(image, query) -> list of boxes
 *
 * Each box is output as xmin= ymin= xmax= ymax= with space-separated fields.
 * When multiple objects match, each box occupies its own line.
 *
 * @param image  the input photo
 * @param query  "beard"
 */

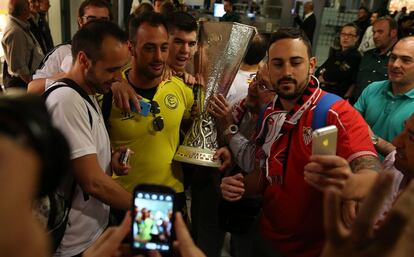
xmin=85 ymin=67 xmax=109 ymax=94
xmin=275 ymin=76 xmax=308 ymax=100
xmin=138 ymin=62 xmax=165 ymax=80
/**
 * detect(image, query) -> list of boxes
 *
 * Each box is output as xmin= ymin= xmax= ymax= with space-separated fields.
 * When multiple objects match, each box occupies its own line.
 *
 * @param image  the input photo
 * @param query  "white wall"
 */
xmin=49 ymin=0 xmax=62 ymax=44
xmin=70 ymin=0 xmax=83 ymax=38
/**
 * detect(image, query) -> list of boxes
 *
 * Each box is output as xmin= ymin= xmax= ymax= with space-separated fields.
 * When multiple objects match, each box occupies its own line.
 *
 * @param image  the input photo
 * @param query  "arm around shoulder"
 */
xmin=27 ymin=78 xmax=47 ymax=94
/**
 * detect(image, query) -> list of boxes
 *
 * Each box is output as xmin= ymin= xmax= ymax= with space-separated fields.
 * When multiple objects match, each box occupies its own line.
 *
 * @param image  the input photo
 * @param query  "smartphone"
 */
xmin=131 ymin=184 xmax=175 ymax=254
xmin=312 ymin=125 xmax=338 ymax=155
xmin=130 ymin=99 xmax=152 ymax=116
xmin=119 ymin=148 xmax=133 ymax=165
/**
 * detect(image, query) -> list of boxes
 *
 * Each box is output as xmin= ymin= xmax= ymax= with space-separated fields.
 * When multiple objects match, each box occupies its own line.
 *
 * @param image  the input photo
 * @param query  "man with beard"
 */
xmin=220 ymin=28 xmax=380 ymax=257
xmin=109 ymin=11 xmax=197 ymax=111
xmin=104 ymin=12 xmax=194 ymax=219
xmin=354 ymin=36 xmax=414 ymax=157
xmin=351 ymin=16 xmax=398 ymax=104
xmin=45 ymin=20 xmax=131 ymax=257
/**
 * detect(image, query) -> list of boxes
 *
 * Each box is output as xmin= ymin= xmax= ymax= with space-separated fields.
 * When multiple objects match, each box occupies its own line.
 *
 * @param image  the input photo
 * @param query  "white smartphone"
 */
xmin=312 ymin=125 xmax=338 ymax=155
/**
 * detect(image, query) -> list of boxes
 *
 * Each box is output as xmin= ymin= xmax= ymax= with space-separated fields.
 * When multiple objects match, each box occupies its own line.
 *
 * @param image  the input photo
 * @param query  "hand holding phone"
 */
xmin=132 ymin=184 xmax=175 ymax=254
xmin=119 ymin=148 xmax=133 ymax=166
xmin=312 ymin=125 xmax=338 ymax=155
xmin=130 ymin=99 xmax=152 ymax=116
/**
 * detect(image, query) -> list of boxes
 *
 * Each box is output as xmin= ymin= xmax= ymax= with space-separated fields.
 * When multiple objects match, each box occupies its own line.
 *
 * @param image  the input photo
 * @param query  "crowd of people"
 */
xmin=1 ymin=0 xmax=414 ymax=257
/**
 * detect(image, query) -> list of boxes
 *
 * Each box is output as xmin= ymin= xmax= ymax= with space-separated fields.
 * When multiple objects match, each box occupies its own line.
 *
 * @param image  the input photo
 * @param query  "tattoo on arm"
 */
xmin=350 ymin=155 xmax=382 ymax=173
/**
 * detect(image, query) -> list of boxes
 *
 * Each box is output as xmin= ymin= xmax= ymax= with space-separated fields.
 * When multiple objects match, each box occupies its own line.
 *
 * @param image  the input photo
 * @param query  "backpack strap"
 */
xmin=101 ymin=90 xmax=113 ymax=129
xmin=312 ymin=93 xmax=342 ymax=130
xmin=43 ymin=78 xmax=97 ymax=128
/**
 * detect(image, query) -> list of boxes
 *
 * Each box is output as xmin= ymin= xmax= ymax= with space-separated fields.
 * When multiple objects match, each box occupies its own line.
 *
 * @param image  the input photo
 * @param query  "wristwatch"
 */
xmin=223 ymin=124 xmax=238 ymax=136
xmin=371 ymin=134 xmax=379 ymax=145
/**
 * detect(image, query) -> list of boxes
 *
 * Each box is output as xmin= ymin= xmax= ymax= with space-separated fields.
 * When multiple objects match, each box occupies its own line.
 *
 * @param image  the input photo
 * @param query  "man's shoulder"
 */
xmin=49 ymin=42 xmax=72 ymax=54
xmin=353 ymin=81 xmax=386 ymax=112
xmin=1 ymin=22 xmax=26 ymax=42
xmin=362 ymin=48 xmax=377 ymax=58
xmin=163 ymin=76 xmax=192 ymax=91
xmin=45 ymin=81 xmax=83 ymax=103
xmin=309 ymin=13 xmax=316 ymax=20
xmin=34 ymin=44 xmax=72 ymax=78
xmin=364 ymin=80 xmax=389 ymax=93
xmin=321 ymin=94 xmax=356 ymax=116
xmin=42 ymin=43 xmax=72 ymax=61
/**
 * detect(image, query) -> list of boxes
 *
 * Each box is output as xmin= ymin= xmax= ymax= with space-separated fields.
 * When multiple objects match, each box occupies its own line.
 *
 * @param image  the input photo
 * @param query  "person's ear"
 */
xmin=391 ymin=29 xmax=398 ymax=38
xmin=309 ymin=57 xmax=317 ymax=76
xmin=128 ymin=41 xmax=136 ymax=57
xmin=78 ymin=51 xmax=90 ymax=69
xmin=77 ymin=17 xmax=83 ymax=28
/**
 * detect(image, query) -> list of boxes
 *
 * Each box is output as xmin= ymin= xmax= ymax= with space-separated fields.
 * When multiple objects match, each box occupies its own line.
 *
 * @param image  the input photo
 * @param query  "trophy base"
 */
xmin=174 ymin=145 xmax=221 ymax=168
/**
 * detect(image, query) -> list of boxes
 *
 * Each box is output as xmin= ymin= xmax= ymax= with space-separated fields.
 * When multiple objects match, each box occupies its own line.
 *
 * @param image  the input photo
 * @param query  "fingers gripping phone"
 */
xmin=130 ymin=99 xmax=152 ymax=116
xmin=131 ymin=184 xmax=175 ymax=254
xmin=312 ymin=125 xmax=338 ymax=155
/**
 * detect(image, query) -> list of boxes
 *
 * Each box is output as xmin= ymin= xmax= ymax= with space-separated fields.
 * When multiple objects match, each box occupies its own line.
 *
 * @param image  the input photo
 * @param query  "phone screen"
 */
xmin=132 ymin=190 xmax=174 ymax=252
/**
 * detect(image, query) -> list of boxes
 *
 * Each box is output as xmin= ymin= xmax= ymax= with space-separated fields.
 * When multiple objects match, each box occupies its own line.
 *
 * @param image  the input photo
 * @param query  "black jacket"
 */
xmin=294 ymin=13 xmax=316 ymax=44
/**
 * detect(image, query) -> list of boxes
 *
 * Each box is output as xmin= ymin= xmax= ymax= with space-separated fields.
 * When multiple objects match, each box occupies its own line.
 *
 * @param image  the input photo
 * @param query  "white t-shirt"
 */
xmin=226 ymin=69 xmax=256 ymax=106
xmin=33 ymin=43 xmax=72 ymax=79
xmin=358 ymin=25 xmax=375 ymax=54
xmin=60 ymin=54 xmax=73 ymax=73
xmin=45 ymin=82 xmax=111 ymax=257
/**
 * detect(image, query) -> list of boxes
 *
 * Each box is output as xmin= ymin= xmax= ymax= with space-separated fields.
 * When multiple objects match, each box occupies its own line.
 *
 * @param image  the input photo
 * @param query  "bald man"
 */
xmin=293 ymin=1 xmax=316 ymax=44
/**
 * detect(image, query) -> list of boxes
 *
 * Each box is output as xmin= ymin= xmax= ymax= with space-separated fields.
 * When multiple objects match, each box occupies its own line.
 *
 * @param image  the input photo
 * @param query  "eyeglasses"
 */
xmin=340 ymin=33 xmax=357 ymax=38
xmin=82 ymin=15 xmax=110 ymax=22
xmin=251 ymin=74 xmax=270 ymax=91
xmin=150 ymin=100 xmax=164 ymax=132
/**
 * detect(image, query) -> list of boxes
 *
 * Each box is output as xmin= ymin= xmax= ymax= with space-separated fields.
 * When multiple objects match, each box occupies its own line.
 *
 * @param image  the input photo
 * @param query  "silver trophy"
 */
xmin=174 ymin=21 xmax=255 ymax=167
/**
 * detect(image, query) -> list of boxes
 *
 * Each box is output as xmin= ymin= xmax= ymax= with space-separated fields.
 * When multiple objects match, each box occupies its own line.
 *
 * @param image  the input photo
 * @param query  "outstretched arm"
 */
xmin=304 ymin=155 xmax=380 ymax=201
xmin=321 ymin=171 xmax=414 ymax=257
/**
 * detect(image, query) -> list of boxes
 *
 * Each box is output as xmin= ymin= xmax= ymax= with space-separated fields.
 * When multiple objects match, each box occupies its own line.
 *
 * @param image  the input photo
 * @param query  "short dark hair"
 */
xmin=166 ymin=11 xmax=197 ymax=34
xmin=78 ymin=0 xmax=112 ymax=20
xmin=268 ymin=27 xmax=312 ymax=58
xmin=223 ymin=0 xmax=233 ymax=5
xmin=359 ymin=6 xmax=369 ymax=13
xmin=373 ymin=16 xmax=398 ymax=31
xmin=9 ymin=0 xmax=28 ymax=17
xmin=72 ymin=19 xmax=128 ymax=63
xmin=160 ymin=1 xmax=175 ymax=17
xmin=341 ymin=22 xmax=360 ymax=37
xmin=243 ymin=34 xmax=267 ymax=65
xmin=128 ymin=11 xmax=168 ymax=44
xmin=133 ymin=2 xmax=154 ymax=16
